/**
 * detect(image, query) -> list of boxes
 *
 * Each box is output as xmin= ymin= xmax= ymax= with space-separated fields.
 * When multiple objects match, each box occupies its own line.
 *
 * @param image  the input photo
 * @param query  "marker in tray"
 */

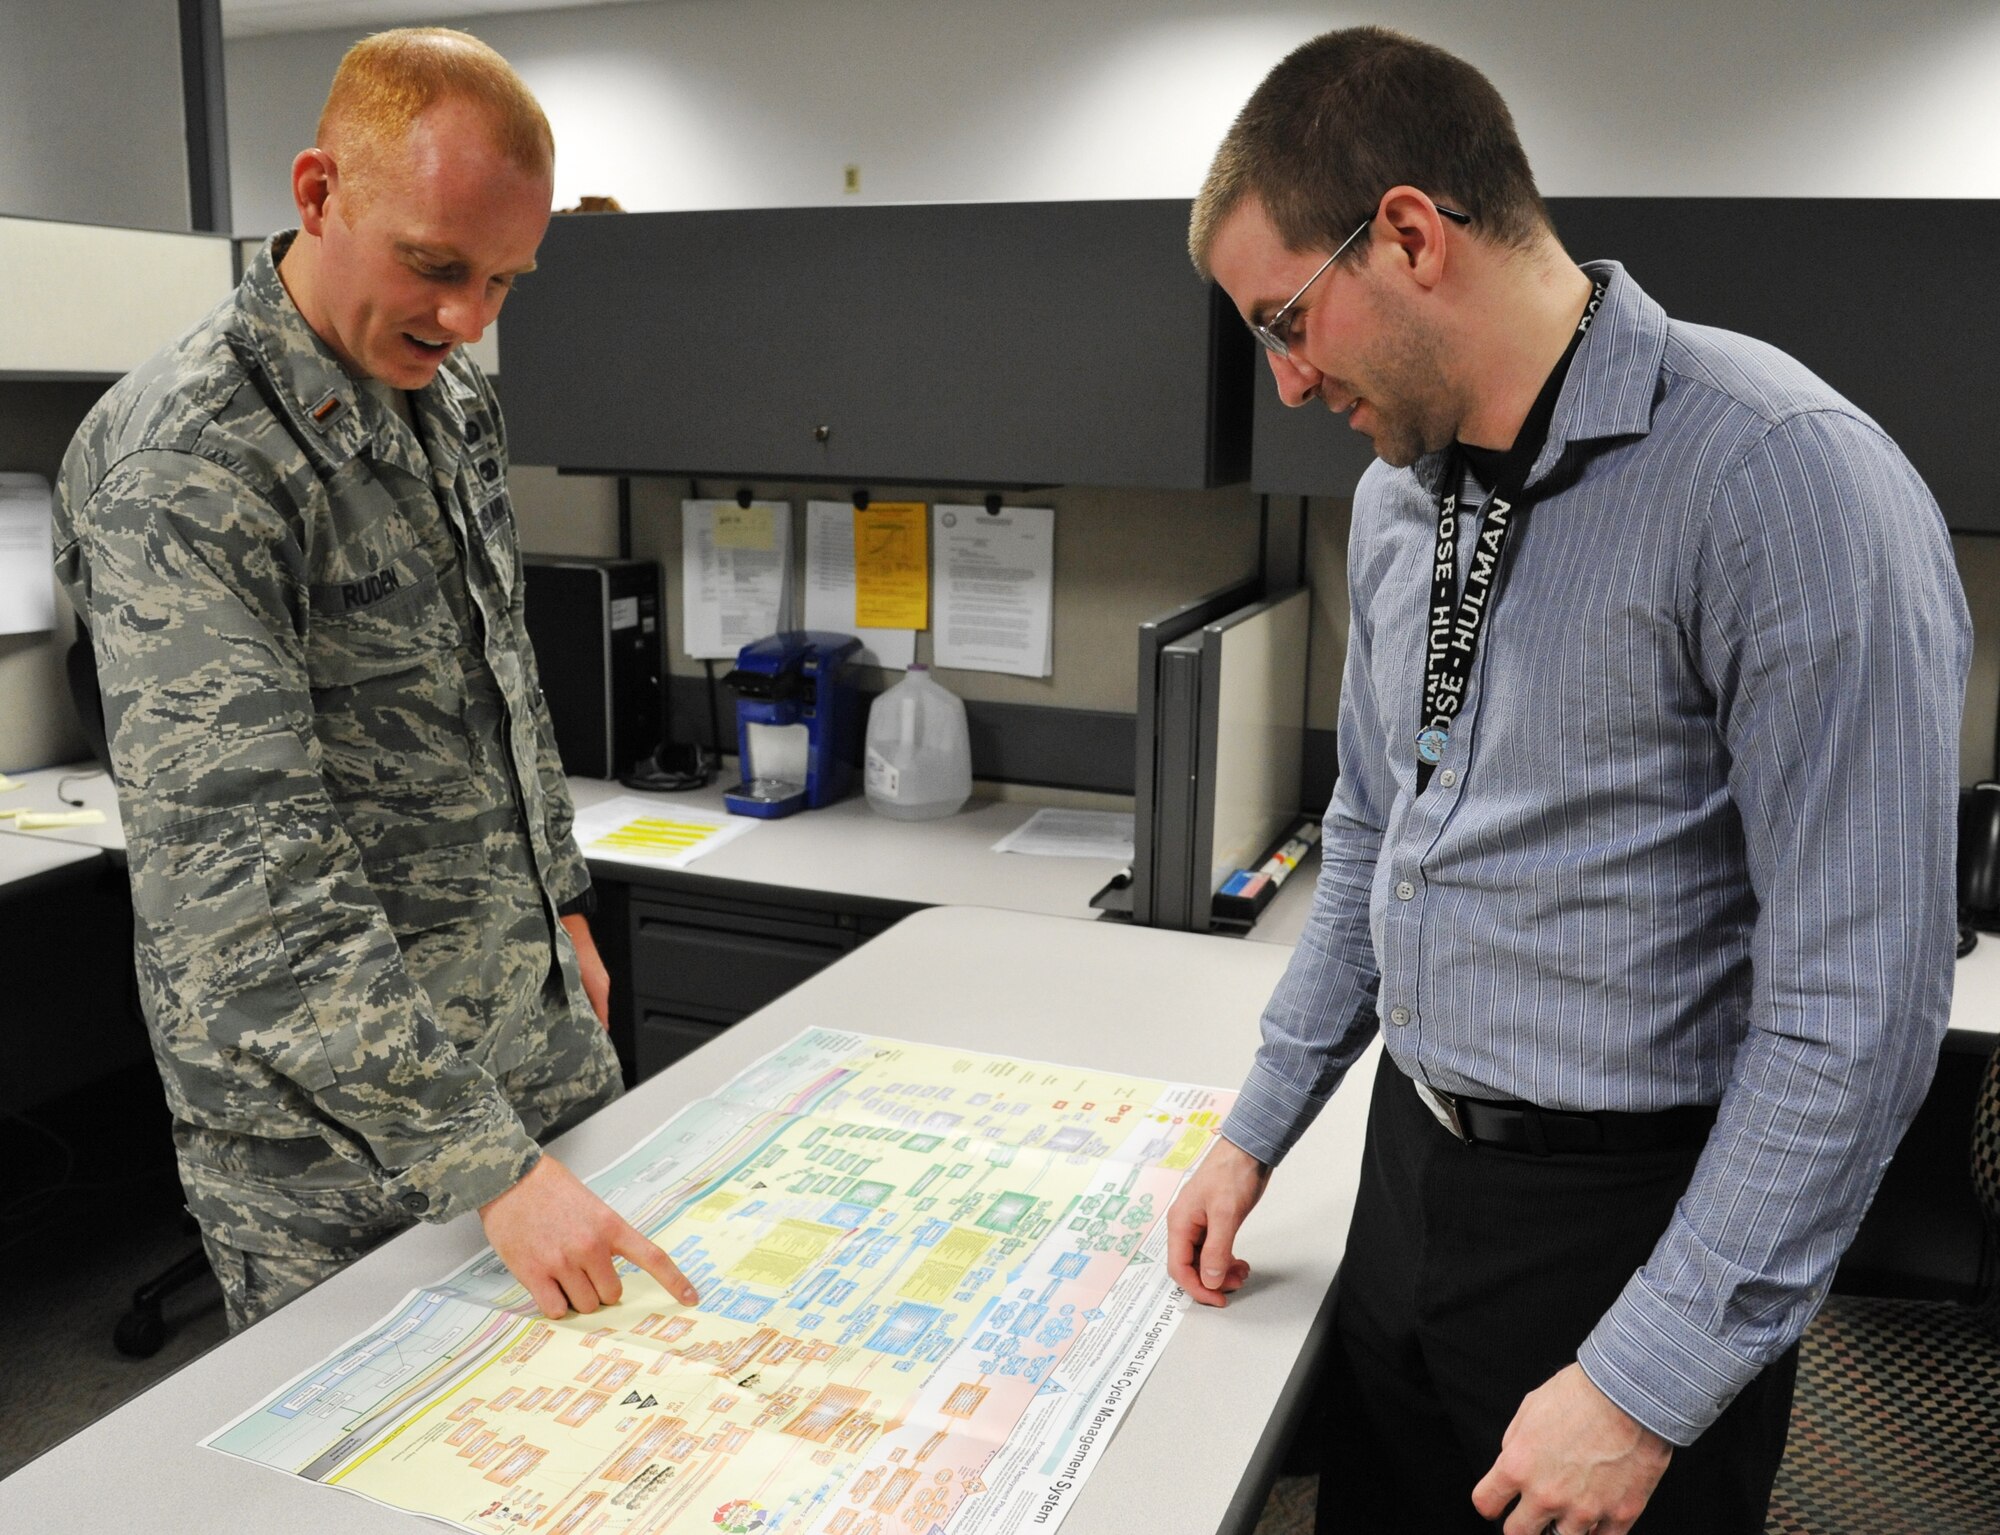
xmin=1211 ymin=820 xmax=1322 ymax=929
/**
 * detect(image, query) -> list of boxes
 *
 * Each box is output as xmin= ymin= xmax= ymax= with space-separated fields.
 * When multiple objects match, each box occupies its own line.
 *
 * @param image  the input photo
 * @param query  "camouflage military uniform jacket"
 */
xmin=54 ymin=233 xmax=618 ymax=1244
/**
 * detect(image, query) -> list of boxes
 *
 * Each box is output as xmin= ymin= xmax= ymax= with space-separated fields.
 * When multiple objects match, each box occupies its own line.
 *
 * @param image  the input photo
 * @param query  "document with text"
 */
xmin=933 ymin=504 xmax=1054 ymax=677
xmin=803 ymin=501 xmax=918 ymax=669
xmin=0 ymin=473 xmax=55 ymax=636
xmin=682 ymin=500 xmax=792 ymax=660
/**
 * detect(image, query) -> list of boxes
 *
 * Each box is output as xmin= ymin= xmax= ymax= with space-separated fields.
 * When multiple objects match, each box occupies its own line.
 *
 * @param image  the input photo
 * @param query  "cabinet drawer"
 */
xmin=631 ymin=917 xmax=852 ymax=1017
xmin=636 ymin=1008 xmax=731 ymax=1081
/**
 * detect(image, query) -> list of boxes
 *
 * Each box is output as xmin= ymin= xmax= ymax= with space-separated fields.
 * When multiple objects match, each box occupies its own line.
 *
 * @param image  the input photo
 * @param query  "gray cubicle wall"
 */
xmin=499 ymin=201 xmax=1253 ymax=491
xmin=1252 ymin=198 xmax=2000 ymax=534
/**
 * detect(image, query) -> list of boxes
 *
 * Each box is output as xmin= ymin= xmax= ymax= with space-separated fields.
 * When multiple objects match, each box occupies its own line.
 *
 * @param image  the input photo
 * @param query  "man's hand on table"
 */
xmin=479 ymin=1154 xmax=699 ymax=1318
xmin=1471 ymin=1362 xmax=1673 ymax=1535
xmin=559 ymin=912 xmax=611 ymax=1030
xmin=1165 ymin=1136 xmax=1269 ymax=1306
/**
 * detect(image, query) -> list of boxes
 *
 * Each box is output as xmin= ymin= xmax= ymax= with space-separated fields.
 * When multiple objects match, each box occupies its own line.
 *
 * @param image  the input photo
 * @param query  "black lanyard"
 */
xmin=1415 ymin=280 xmax=1604 ymax=793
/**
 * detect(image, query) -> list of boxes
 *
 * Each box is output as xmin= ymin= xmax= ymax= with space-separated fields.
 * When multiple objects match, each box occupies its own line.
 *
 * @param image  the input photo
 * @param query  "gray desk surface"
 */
xmin=0 ymin=829 xmax=104 ymax=884
xmin=0 ymin=905 xmax=1374 ymax=1535
xmin=568 ymin=775 xmax=1320 ymax=946
xmin=1950 ymin=935 xmax=2000 ymax=1037
xmin=0 ymin=765 xmax=1321 ymax=941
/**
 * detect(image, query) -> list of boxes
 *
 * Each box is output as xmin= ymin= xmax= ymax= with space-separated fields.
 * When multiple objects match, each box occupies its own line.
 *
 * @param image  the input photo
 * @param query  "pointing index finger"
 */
xmin=617 ymin=1225 xmax=700 ymax=1307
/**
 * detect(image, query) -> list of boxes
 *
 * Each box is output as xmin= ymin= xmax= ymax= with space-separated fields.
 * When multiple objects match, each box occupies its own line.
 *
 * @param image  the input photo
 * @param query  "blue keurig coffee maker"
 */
xmin=721 ymin=631 xmax=864 ymax=818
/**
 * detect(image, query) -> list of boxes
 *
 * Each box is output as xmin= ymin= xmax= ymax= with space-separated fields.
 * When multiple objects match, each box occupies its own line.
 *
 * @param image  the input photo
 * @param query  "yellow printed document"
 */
xmin=203 ymin=1028 xmax=1235 ymax=1535
xmin=572 ymin=795 xmax=758 ymax=870
xmin=852 ymin=501 xmax=928 ymax=629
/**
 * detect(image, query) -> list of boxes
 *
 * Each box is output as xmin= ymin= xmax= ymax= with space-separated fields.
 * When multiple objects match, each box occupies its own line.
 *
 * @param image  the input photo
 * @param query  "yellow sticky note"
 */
xmin=854 ymin=502 xmax=929 ymax=629
xmin=713 ymin=504 xmax=777 ymax=551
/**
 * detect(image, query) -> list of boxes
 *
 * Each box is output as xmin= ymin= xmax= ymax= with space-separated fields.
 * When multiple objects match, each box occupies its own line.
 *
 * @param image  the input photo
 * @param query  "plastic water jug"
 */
xmin=864 ymin=664 xmax=972 ymax=820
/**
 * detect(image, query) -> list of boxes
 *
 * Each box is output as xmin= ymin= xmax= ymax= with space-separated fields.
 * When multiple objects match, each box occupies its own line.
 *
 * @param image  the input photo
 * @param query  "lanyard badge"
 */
xmin=1415 ymin=280 xmax=1604 ymax=792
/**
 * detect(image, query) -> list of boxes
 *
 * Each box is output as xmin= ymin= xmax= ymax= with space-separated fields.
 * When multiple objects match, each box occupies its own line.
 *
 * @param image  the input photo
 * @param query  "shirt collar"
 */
xmin=237 ymin=230 xmax=473 ymax=485
xmin=1412 ymin=259 xmax=1669 ymax=497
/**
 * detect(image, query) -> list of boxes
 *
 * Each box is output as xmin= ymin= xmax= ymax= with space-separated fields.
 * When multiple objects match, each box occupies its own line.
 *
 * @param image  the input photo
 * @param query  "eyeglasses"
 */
xmin=1251 ymin=202 xmax=1472 ymax=359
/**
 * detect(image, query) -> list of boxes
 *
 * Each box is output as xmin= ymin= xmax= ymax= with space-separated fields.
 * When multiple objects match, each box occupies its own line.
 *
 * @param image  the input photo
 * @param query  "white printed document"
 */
xmin=681 ymin=499 xmax=792 ymax=660
xmin=933 ymin=503 xmax=1054 ymax=677
xmin=802 ymin=500 xmax=917 ymax=668
xmin=992 ymin=808 xmax=1136 ymax=861
xmin=0 ymin=473 xmax=56 ymax=636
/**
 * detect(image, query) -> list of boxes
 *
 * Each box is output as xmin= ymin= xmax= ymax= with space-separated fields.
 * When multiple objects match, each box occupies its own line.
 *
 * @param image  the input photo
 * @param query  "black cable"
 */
xmin=57 ymin=768 xmax=105 ymax=807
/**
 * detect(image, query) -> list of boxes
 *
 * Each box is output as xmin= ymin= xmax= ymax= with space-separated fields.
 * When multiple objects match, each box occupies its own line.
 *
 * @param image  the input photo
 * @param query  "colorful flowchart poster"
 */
xmin=203 ymin=1029 xmax=1234 ymax=1535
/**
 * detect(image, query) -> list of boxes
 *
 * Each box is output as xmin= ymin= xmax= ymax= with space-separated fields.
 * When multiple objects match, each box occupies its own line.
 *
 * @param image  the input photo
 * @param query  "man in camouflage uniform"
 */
xmin=54 ymin=29 xmax=697 ymax=1330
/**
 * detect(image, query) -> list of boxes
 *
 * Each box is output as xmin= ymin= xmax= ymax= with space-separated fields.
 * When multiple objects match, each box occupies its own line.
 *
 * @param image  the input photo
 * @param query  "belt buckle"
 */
xmin=1413 ymin=1079 xmax=1469 ymax=1142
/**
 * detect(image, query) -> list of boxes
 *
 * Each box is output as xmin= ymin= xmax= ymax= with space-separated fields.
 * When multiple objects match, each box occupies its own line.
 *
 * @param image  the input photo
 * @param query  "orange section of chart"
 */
xmin=573 ymin=795 xmax=757 ymax=870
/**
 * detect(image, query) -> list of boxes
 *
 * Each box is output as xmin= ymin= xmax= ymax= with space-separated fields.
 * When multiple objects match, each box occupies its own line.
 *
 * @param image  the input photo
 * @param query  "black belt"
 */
xmin=1413 ymin=1078 xmax=1716 ymax=1155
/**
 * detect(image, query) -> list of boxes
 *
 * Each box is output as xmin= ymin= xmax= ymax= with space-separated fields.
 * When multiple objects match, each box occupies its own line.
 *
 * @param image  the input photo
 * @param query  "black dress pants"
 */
xmin=1315 ymin=1060 xmax=1797 ymax=1534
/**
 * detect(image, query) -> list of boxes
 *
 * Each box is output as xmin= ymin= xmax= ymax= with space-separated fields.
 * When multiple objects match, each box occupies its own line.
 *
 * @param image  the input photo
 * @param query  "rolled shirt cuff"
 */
xmin=378 ymin=1091 xmax=543 ymax=1226
xmin=1577 ymin=1273 xmax=1763 ymax=1447
xmin=1218 ymin=1055 xmax=1332 ymax=1168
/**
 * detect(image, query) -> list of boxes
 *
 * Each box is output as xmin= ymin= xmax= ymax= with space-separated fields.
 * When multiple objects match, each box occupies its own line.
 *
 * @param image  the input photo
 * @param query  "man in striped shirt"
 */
xmin=1166 ymin=27 xmax=1969 ymax=1535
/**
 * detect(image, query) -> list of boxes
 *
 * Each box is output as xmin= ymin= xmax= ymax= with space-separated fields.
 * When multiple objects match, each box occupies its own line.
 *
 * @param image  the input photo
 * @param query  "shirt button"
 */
xmin=1439 ymin=769 xmax=1457 ymax=787
xmin=1395 ymin=879 xmax=1415 ymax=901
xmin=398 ymin=1191 xmax=430 ymax=1215
xmin=1389 ymin=1006 xmax=1411 ymax=1027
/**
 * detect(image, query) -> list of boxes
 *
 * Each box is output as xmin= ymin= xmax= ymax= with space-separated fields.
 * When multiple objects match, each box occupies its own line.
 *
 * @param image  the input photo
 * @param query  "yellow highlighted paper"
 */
xmin=713 ymin=503 xmax=778 ymax=551
xmin=570 ymin=794 xmax=759 ymax=870
xmin=854 ymin=501 xmax=929 ymax=628
xmin=591 ymin=817 xmax=720 ymax=853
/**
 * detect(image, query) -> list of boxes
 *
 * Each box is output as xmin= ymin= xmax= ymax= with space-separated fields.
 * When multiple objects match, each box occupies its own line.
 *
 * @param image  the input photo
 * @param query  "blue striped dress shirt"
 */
xmin=1223 ymin=261 xmax=1972 ymax=1445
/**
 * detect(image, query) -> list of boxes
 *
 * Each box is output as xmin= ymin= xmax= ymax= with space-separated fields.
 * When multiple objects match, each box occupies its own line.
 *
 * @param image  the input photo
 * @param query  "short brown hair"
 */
xmin=1190 ymin=27 xmax=1549 ymax=276
xmin=318 ymin=28 xmax=553 ymax=208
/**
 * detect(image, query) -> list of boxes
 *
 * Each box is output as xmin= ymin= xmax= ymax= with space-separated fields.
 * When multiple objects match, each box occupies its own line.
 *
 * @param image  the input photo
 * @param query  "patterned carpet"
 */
xmin=1765 ymin=1294 xmax=2000 ymax=1535
xmin=1253 ymin=1474 xmax=1317 ymax=1534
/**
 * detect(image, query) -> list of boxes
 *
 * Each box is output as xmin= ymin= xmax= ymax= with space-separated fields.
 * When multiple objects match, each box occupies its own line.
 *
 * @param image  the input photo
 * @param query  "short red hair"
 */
xmin=317 ymin=28 xmax=553 ymax=207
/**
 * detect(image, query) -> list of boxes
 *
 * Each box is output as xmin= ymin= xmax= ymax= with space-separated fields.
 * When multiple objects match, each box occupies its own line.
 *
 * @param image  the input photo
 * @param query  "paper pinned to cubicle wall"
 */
xmin=0 ymin=474 xmax=56 ymax=636
xmin=853 ymin=501 xmax=929 ymax=629
xmin=681 ymin=499 xmax=792 ymax=660
xmin=803 ymin=500 xmax=917 ymax=668
xmin=933 ymin=503 xmax=1054 ymax=677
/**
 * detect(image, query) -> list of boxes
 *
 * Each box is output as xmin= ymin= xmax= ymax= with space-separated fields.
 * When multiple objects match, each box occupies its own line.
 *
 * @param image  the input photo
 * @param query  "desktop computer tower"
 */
xmin=521 ymin=556 xmax=663 ymax=779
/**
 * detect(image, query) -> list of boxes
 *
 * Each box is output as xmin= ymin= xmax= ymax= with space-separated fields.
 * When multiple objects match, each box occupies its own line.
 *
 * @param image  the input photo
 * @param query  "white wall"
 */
xmin=0 ymin=0 xmax=196 ymax=773
xmin=222 ymin=0 xmax=2000 ymax=779
xmin=225 ymin=0 xmax=2000 ymax=234
xmin=0 ymin=0 xmax=190 ymax=229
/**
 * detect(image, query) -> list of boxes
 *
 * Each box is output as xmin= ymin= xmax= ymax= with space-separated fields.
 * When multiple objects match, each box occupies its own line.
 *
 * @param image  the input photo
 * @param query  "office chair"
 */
xmin=1764 ymin=1040 xmax=2000 ymax=1533
xmin=67 ymin=621 xmax=221 ymax=1357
